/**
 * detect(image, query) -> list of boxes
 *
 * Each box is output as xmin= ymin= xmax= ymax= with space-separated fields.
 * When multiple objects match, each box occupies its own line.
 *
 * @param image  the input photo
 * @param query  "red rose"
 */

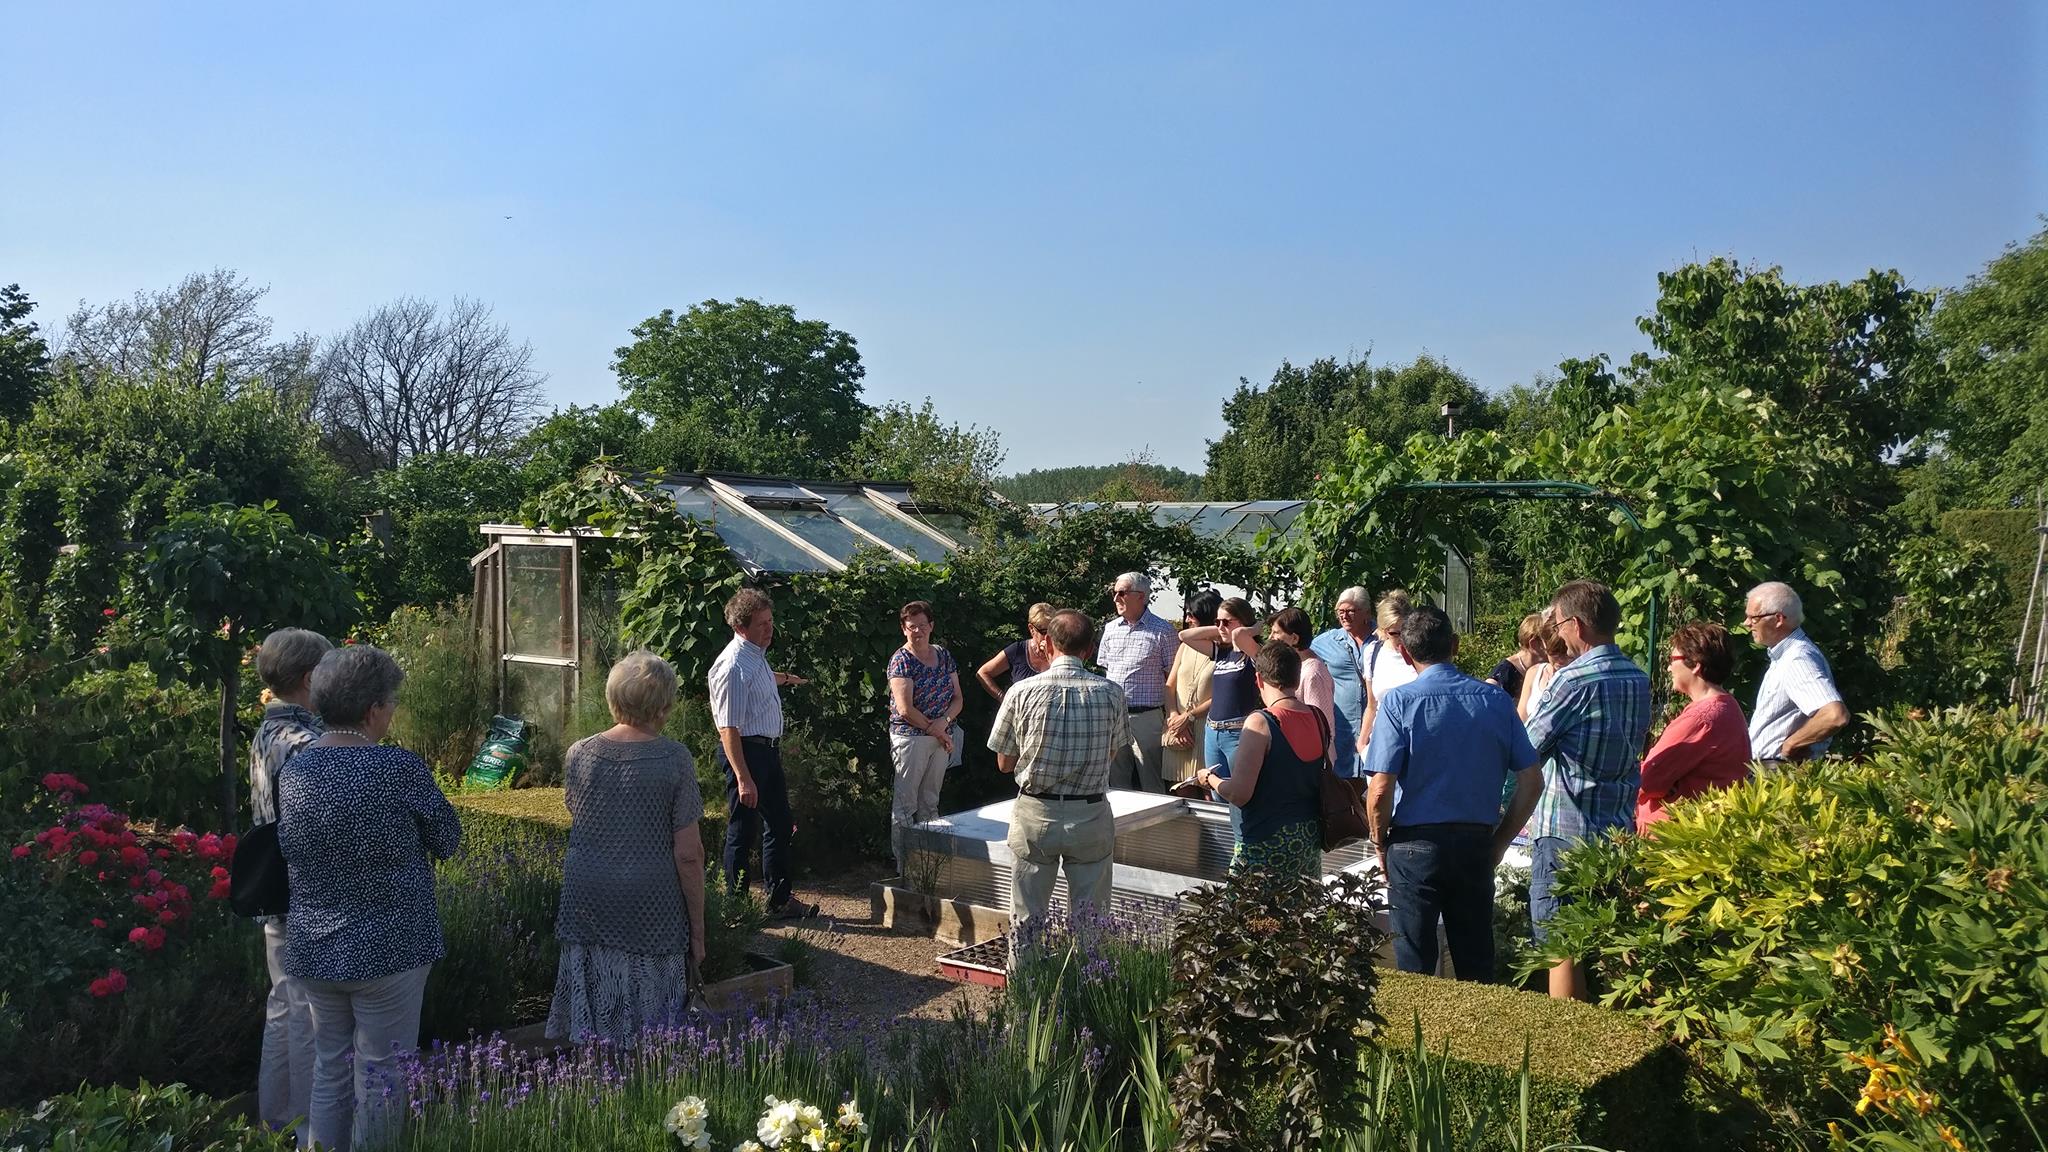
xmin=157 ymin=909 xmax=177 ymax=925
xmin=127 ymin=926 xmax=149 ymax=945
xmin=118 ymin=846 xmax=146 ymax=868
xmin=88 ymin=968 xmax=127 ymax=997
xmin=209 ymin=866 xmax=229 ymax=880
xmin=209 ymin=878 xmax=232 ymax=900
xmin=77 ymin=850 xmax=99 ymax=867
xmin=102 ymin=607 xmax=117 ymax=617
xmin=91 ymin=918 xmax=107 ymax=929
xmin=143 ymin=869 xmax=162 ymax=885
xmin=154 ymin=849 xmax=172 ymax=860
xmin=9 ymin=845 xmax=26 ymax=860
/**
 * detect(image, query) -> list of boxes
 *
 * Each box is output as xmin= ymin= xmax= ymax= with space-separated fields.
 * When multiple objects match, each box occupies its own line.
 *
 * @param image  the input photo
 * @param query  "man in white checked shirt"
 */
xmin=989 ymin=609 xmax=1131 ymax=941
xmin=1743 ymin=581 xmax=1848 ymax=766
xmin=1098 ymin=572 xmax=1177 ymax=793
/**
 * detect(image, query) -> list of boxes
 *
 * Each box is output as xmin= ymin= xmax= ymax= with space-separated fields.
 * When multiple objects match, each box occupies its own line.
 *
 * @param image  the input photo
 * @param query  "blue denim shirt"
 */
xmin=1310 ymin=627 xmax=1369 ymax=776
xmin=1362 ymin=663 xmax=1538 ymax=827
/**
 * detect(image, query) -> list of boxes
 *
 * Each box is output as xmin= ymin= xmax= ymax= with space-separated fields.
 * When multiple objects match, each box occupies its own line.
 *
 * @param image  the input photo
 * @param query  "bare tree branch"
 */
xmin=315 ymin=296 xmax=545 ymax=470
xmin=60 ymin=269 xmax=299 ymax=399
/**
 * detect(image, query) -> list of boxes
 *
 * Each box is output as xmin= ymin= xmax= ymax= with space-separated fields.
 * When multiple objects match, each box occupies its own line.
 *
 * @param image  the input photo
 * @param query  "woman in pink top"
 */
xmin=1266 ymin=606 xmax=1337 ymax=760
xmin=1637 ymin=621 xmax=1752 ymax=833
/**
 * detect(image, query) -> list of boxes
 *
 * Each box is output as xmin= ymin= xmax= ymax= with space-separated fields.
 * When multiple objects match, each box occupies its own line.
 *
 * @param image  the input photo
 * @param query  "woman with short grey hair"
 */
xmin=280 ymin=644 xmax=460 ymax=1151
xmin=249 ymin=627 xmax=331 ymax=1136
xmin=546 ymin=650 xmax=707 ymax=1045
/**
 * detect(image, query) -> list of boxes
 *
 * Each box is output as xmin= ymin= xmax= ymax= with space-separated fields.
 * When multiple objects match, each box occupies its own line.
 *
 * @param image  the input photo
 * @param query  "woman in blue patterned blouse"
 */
xmin=280 ymin=644 xmax=461 ymax=1151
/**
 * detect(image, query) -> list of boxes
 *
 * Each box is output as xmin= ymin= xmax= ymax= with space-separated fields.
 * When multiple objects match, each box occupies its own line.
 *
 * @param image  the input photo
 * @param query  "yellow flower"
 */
xmin=1938 ymin=1125 xmax=1966 ymax=1152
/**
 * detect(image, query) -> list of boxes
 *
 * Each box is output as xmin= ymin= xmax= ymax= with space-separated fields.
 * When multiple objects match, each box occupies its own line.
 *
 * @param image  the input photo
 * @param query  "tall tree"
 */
xmin=1204 ymin=354 xmax=1491 ymax=500
xmin=1630 ymin=258 xmax=1938 ymax=475
xmin=515 ymin=403 xmax=651 ymax=496
xmin=60 ymin=269 xmax=318 ymax=407
xmin=0 ymin=283 xmax=52 ymax=423
xmin=316 ymin=296 xmax=547 ymax=471
xmin=1927 ymin=222 xmax=2048 ymax=505
xmin=615 ymin=298 xmax=867 ymax=476
xmin=847 ymin=398 xmax=1004 ymax=505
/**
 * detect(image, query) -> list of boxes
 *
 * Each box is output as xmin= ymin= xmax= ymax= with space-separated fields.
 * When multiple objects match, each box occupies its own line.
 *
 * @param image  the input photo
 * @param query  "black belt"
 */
xmin=741 ymin=735 xmax=780 ymax=749
xmin=1021 ymin=790 xmax=1106 ymax=803
xmin=1128 ymin=704 xmax=1161 ymax=714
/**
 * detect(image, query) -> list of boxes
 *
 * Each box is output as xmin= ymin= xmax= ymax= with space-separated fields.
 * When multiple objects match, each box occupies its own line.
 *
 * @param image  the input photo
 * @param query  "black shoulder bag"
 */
xmin=230 ymin=758 xmax=292 ymax=918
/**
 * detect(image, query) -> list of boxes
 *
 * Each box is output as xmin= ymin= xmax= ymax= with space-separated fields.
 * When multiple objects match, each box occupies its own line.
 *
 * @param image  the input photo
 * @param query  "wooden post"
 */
xmin=220 ymin=623 xmax=240 ymax=833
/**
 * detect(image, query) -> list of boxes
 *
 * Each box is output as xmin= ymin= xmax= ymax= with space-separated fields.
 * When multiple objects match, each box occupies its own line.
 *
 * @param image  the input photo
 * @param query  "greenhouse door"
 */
xmin=494 ymin=535 xmax=581 ymax=739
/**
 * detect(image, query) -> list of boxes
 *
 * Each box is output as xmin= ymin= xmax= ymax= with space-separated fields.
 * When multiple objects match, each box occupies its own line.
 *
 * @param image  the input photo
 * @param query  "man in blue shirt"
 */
xmin=1363 ymin=605 xmax=1543 ymax=982
xmin=1309 ymin=586 xmax=1373 ymax=777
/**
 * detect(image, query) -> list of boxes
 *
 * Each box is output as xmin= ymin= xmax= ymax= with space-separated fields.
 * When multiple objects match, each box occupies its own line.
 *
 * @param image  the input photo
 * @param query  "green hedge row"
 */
xmin=1377 ymin=970 xmax=1692 ymax=1151
xmin=1941 ymin=506 xmax=2042 ymax=646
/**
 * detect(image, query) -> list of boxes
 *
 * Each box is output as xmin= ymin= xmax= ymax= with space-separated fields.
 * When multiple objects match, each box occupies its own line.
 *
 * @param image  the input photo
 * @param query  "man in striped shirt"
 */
xmin=989 ymin=609 xmax=1131 ymax=940
xmin=1098 ymin=572 xmax=1177 ymax=793
xmin=1744 ymin=581 xmax=1848 ymax=766
xmin=1523 ymin=579 xmax=1651 ymax=1001
xmin=709 ymin=587 xmax=818 ymax=920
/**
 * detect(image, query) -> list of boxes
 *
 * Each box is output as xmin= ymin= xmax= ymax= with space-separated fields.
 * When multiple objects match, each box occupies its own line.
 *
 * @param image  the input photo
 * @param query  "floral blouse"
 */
xmin=887 ymin=646 xmax=958 ymax=737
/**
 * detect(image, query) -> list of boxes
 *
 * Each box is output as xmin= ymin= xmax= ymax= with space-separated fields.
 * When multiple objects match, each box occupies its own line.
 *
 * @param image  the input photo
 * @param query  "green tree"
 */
xmin=356 ymin=453 xmax=526 ymax=616
xmin=1629 ymin=258 xmax=1939 ymax=487
xmin=846 ymin=398 xmax=1005 ymax=508
xmin=0 ymin=283 xmax=52 ymax=424
xmin=1927 ymin=221 xmax=2048 ymax=505
xmin=995 ymin=461 xmax=1203 ymax=503
xmin=1203 ymin=354 xmax=1491 ymax=500
xmin=143 ymin=503 xmax=358 ymax=829
xmin=615 ymin=299 xmax=868 ymax=476
xmin=515 ymin=403 xmax=650 ymax=496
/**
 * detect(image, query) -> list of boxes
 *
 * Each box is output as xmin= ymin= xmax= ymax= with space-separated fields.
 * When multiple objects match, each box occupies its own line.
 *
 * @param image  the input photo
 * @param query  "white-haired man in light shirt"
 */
xmin=1743 ymin=581 xmax=1848 ymax=766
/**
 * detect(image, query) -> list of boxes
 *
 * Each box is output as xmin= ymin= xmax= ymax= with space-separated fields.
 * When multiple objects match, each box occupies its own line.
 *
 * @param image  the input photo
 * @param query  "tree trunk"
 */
xmin=220 ymin=627 xmax=240 ymax=833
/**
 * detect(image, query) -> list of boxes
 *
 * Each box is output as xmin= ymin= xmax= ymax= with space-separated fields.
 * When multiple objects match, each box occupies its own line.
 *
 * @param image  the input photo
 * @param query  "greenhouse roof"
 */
xmin=1028 ymin=500 xmax=1307 ymax=545
xmin=480 ymin=473 xmax=975 ymax=574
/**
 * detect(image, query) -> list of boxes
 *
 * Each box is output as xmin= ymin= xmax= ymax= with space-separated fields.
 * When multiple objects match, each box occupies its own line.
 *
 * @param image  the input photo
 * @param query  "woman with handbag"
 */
xmin=546 ymin=650 xmax=706 ymax=1045
xmin=279 ymin=645 xmax=460 ymax=1151
xmin=887 ymin=600 xmax=962 ymax=876
xmin=1191 ymin=641 xmax=1326 ymax=875
xmin=1162 ymin=590 xmax=1221 ymax=787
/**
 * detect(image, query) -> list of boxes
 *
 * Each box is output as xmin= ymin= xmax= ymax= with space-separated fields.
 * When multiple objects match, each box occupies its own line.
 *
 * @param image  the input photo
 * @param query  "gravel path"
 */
xmin=753 ymin=865 xmax=1001 ymax=1027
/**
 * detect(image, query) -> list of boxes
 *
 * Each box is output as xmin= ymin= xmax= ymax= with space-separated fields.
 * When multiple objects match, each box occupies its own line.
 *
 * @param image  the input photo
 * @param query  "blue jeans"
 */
xmin=1205 ymin=725 xmax=1245 ymax=840
xmin=719 ymin=739 xmax=795 ymax=909
xmin=1527 ymin=835 xmax=1574 ymax=945
xmin=1385 ymin=824 xmax=1498 ymax=982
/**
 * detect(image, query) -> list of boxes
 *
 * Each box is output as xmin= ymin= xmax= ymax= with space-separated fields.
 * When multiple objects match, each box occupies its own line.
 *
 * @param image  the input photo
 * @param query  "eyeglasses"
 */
xmin=1742 ymin=610 xmax=1781 ymax=623
xmin=1112 ymin=588 xmax=1141 ymax=597
xmin=1667 ymin=653 xmax=1689 ymax=664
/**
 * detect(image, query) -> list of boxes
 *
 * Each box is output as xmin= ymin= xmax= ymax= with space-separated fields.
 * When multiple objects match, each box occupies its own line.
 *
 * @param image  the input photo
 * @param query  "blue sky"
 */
xmin=4 ymin=3 xmax=2042 ymax=474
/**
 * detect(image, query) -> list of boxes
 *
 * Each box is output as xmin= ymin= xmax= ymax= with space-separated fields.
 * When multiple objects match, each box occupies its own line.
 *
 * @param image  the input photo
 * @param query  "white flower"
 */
xmin=734 ymin=1143 xmax=766 ymax=1152
xmin=690 ymin=1132 xmax=711 ymax=1152
xmin=835 ymin=1100 xmax=867 ymax=1134
xmin=664 ymin=1096 xmax=710 ymax=1137
xmin=757 ymin=1097 xmax=806 ymax=1148
xmin=800 ymin=1130 xmax=827 ymax=1152
xmin=797 ymin=1103 xmax=824 ymax=1132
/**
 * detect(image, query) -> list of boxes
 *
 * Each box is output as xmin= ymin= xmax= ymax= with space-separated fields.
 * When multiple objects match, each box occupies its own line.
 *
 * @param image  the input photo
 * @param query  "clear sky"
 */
xmin=4 ymin=3 xmax=2042 ymax=474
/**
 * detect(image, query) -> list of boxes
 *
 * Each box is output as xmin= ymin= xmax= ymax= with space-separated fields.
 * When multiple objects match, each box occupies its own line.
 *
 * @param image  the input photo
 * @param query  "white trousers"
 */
xmin=259 ymin=920 xmax=315 ymax=1134
xmin=890 ymin=730 xmax=950 ymax=872
xmin=299 ymin=963 xmax=430 ymax=1150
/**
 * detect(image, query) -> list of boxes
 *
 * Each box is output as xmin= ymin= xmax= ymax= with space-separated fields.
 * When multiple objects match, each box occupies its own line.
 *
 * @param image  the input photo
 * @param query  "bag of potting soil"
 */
xmin=464 ymin=716 xmax=529 ymax=790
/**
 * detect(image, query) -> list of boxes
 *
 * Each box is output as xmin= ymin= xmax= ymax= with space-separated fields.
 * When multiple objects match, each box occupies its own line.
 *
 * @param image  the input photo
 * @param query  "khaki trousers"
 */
xmin=1007 ymin=793 xmax=1116 ymax=940
xmin=1110 ymin=708 xmax=1166 ymax=792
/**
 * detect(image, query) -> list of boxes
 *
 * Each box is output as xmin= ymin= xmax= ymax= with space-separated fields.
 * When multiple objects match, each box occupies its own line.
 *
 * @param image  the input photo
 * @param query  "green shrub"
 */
xmin=1534 ymin=707 xmax=2048 ymax=1148
xmin=1168 ymin=869 xmax=1387 ymax=1150
xmin=1375 ymin=971 xmax=1691 ymax=1151
xmin=0 ymin=1081 xmax=294 ymax=1151
xmin=0 ymin=656 xmax=219 ymax=828
xmin=1940 ymin=506 xmax=2041 ymax=648
xmin=382 ymin=601 xmax=491 ymax=777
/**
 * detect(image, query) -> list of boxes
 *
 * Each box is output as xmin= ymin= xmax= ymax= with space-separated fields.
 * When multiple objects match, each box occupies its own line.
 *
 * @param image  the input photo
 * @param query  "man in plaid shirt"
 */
xmin=1523 ymin=580 xmax=1650 ymax=1001
xmin=988 ymin=608 xmax=1133 ymax=940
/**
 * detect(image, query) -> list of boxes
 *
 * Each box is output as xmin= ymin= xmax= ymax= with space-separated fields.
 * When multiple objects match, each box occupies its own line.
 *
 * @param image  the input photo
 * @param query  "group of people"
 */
xmin=960 ymin=573 xmax=1848 ymax=998
xmin=243 ymin=572 xmax=1849 ymax=1146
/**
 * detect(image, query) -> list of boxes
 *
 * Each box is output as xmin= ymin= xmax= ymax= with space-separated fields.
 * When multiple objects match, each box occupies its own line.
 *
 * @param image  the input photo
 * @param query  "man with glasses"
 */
xmin=1523 ymin=579 xmax=1651 ymax=1000
xmin=1742 ymin=581 xmax=1847 ymax=767
xmin=1098 ymin=572 xmax=1177 ymax=792
xmin=1310 ymin=586 xmax=1374 ymax=778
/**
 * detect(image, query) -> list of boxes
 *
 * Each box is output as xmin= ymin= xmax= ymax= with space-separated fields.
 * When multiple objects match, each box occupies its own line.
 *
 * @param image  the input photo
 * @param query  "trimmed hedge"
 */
xmin=1941 ymin=506 xmax=2042 ymax=646
xmin=451 ymin=787 xmax=728 ymax=862
xmin=1378 ymin=970 xmax=1693 ymax=1151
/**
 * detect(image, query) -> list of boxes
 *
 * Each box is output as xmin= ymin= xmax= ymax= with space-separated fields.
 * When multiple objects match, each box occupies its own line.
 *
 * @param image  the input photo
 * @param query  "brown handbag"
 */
xmin=1307 ymin=709 xmax=1370 ymax=849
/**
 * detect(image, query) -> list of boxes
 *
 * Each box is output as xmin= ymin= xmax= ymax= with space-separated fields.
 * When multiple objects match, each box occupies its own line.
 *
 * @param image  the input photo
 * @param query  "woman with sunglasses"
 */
xmin=1635 ymin=621 xmax=1751 ymax=833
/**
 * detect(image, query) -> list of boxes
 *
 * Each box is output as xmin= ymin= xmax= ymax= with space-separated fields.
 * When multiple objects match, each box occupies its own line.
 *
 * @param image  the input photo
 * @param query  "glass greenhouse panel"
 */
xmin=504 ymin=660 xmax=572 ymax=744
xmin=827 ymin=495 xmax=955 ymax=562
xmin=724 ymin=478 xmax=819 ymax=503
xmin=708 ymin=498 xmax=834 ymax=572
xmin=758 ymin=507 xmax=875 ymax=563
xmin=917 ymin=512 xmax=980 ymax=548
xmin=503 ymin=544 xmax=573 ymax=659
xmin=663 ymin=483 xmax=718 ymax=522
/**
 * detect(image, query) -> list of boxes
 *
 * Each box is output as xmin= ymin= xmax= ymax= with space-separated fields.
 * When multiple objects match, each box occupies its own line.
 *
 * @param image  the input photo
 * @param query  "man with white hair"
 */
xmin=1743 ymin=581 xmax=1848 ymax=765
xmin=1099 ymin=571 xmax=1176 ymax=792
xmin=1310 ymin=586 xmax=1374 ymax=777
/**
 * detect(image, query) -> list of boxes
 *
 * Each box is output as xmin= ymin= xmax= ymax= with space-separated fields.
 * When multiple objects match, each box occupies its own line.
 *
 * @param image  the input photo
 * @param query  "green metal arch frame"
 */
xmin=1330 ymin=480 xmax=1661 ymax=672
